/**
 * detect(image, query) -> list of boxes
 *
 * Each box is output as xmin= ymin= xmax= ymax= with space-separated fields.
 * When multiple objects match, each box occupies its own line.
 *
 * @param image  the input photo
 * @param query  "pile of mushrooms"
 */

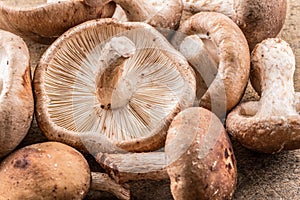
xmin=0 ymin=0 xmax=299 ymax=199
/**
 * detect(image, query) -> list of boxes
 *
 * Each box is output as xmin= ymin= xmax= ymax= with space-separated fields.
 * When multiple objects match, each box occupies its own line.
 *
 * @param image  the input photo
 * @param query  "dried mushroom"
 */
xmin=182 ymin=0 xmax=287 ymax=50
xmin=0 ymin=0 xmax=116 ymax=44
xmin=84 ymin=0 xmax=183 ymax=37
xmin=0 ymin=30 xmax=33 ymax=158
xmin=172 ymin=12 xmax=250 ymax=117
xmin=34 ymin=18 xmax=196 ymax=153
xmin=226 ymin=38 xmax=300 ymax=153
xmin=96 ymin=107 xmax=237 ymax=200
xmin=0 ymin=142 xmax=130 ymax=200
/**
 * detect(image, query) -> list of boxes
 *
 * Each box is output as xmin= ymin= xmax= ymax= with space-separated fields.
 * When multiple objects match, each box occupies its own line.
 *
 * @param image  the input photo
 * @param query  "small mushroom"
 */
xmin=84 ymin=0 xmax=183 ymax=37
xmin=226 ymin=38 xmax=300 ymax=153
xmin=0 ymin=142 xmax=130 ymax=200
xmin=96 ymin=107 xmax=237 ymax=200
xmin=171 ymin=12 xmax=250 ymax=117
xmin=182 ymin=0 xmax=287 ymax=50
xmin=34 ymin=18 xmax=196 ymax=153
xmin=0 ymin=30 xmax=33 ymax=158
xmin=0 ymin=0 xmax=116 ymax=44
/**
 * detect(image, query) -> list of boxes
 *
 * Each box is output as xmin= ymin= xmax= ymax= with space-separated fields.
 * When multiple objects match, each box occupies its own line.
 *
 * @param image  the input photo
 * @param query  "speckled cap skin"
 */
xmin=0 ymin=30 xmax=33 ymax=159
xmin=166 ymin=107 xmax=237 ymax=199
xmin=0 ymin=142 xmax=91 ymax=199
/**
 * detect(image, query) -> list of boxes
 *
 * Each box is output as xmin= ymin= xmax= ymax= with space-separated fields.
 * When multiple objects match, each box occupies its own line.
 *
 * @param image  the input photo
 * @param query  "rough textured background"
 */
xmin=0 ymin=0 xmax=299 ymax=199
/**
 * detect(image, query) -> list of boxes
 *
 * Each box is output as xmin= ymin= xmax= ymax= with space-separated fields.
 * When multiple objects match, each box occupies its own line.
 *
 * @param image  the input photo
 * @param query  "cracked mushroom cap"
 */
xmin=0 ymin=142 xmax=90 ymax=199
xmin=182 ymin=0 xmax=287 ymax=50
xmin=171 ymin=12 xmax=250 ymax=117
xmin=34 ymin=18 xmax=196 ymax=153
xmin=0 ymin=30 xmax=33 ymax=159
xmin=165 ymin=107 xmax=237 ymax=200
xmin=0 ymin=0 xmax=116 ymax=44
xmin=226 ymin=38 xmax=300 ymax=153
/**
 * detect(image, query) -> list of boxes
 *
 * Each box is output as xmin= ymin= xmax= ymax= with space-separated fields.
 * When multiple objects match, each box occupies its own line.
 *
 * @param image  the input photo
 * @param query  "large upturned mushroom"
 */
xmin=34 ymin=18 xmax=196 ymax=153
xmin=0 ymin=0 xmax=116 ymax=44
xmin=171 ymin=12 xmax=250 ymax=117
xmin=226 ymin=38 xmax=300 ymax=154
xmin=182 ymin=0 xmax=287 ymax=50
xmin=0 ymin=30 xmax=34 ymax=158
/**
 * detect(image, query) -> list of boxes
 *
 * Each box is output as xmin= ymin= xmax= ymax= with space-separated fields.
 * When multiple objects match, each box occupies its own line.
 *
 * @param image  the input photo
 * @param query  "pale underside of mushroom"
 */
xmin=34 ymin=19 xmax=196 ymax=153
xmin=226 ymin=38 xmax=300 ymax=153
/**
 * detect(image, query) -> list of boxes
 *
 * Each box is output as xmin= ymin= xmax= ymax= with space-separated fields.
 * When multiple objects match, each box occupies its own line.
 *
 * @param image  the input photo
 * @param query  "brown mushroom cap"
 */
xmin=0 ymin=0 xmax=116 ymax=44
xmin=34 ymin=18 xmax=196 ymax=153
xmin=165 ymin=107 xmax=237 ymax=200
xmin=226 ymin=38 xmax=300 ymax=153
xmin=0 ymin=142 xmax=90 ymax=199
xmin=182 ymin=0 xmax=287 ymax=50
xmin=171 ymin=12 xmax=250 ymax=117
xmin=0 ymin=30 xmax=33 ymax=158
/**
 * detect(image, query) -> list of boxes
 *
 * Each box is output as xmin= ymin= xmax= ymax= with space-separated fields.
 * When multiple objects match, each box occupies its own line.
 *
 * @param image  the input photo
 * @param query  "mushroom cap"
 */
xmin=0 ymin=141 xmax=90 ymax=199
xmin=234 ymin=0 xmax=287 ymax=50
xmin=34 ymin=18 xmax=196 ymax=153
xmin=165 ymin=107 xmax=237 ymax=200
xmin=0 ymin=0 xmax=116 ymax=44
xmin=0 ymin=30 xmax=33 ymax=158
xmin=171 ymin=12 xmax=250 ymax=117
xmin=226 ymin=101 xmax=300 ymax=153
xmin=182 ymin=0 xmax=287 ymax=50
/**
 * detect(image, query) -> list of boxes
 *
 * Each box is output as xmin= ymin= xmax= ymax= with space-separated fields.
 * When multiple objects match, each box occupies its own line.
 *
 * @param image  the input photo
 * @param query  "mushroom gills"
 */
xmin=36 ymin=19 xmax=195 ymax=152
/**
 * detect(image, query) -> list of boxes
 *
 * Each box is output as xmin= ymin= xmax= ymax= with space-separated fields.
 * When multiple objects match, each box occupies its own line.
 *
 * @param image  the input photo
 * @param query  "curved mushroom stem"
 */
xmin=252 ymin=38 xmax=298 ymax=117
xmin=96 ymin=152 xmax=168 ymax=183
xmin=84 ymin=0 xmax=182 ymax=34
xmin=95 ymin=36 xmax=136 ymax=110
xmin=179 ymin=35 xmax=218 ymax=99
xmin=226 ymin=38 xmax=300 ymax=153
xmin=90 ymin=172 xmax=130 ymax=200
xmin=182 ymin=0 xmax=287 ymax=50
xmin=184 ymin=0 xmax=235 ymax=18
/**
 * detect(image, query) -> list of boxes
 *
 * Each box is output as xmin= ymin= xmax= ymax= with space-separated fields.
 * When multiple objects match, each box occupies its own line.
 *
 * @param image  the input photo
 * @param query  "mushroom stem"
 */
xmin=184 ymin=0 xmax=235 ymax=18
xmin=84 ymin=0 xmax=183 ymax=35
xmin=182 ymin=0 xmax=287 ymax=50
xmin=90 ymin=172 xmax=130 ymax=200
xmin=0 ymin=79 xmax=2 ymax=94
xmin=179 ymin=35 xmax=218 ymax=99
xmin=95 ymin=36 xmax=136 ymax=110
xmin=95 ymin=152 xmax=168 ymax=183
xmin=252 ymin=38 xmax=297 ymax=117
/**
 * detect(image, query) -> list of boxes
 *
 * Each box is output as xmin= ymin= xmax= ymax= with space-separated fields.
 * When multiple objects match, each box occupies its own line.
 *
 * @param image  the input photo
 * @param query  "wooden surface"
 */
xmin=0 ymin=0 xmax=299 ymax=199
